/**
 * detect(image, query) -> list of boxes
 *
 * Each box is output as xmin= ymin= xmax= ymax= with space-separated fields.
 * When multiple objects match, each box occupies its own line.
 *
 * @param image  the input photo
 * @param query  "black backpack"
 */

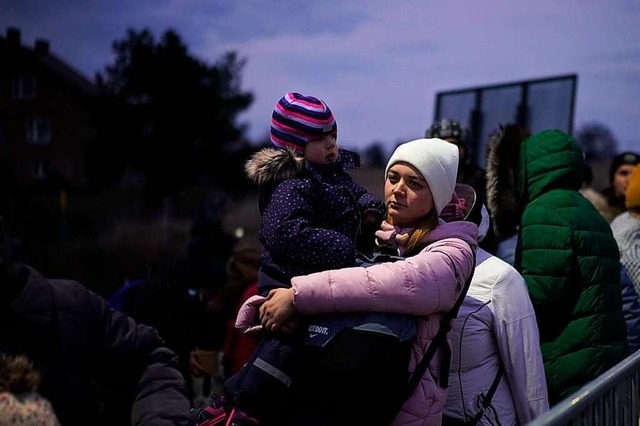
xmin=288 ymin=248 xmax=476 ymax=426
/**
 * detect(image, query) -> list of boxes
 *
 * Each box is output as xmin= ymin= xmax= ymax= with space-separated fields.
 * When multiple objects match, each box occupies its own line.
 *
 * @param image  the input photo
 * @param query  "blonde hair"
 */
xmin=386 ymin=209 xmax=438 ymax=255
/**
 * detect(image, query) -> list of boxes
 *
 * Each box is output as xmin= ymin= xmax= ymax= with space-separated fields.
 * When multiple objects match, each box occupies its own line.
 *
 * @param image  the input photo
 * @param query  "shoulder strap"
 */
xmin=404 ymin=248 xmax=476 ymax=400
xmin=468 ymin=365 xmax=504 ymax=425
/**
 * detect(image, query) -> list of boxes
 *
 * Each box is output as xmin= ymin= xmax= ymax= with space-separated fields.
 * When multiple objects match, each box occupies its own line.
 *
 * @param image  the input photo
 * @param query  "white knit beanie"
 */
xmin=385 ymin=138 xmax=459 ymax=215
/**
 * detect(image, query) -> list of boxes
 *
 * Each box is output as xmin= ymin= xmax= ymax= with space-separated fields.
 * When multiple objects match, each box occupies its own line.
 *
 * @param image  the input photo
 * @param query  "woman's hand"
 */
xmin=259 ymin=288 xmax=298 ymax=333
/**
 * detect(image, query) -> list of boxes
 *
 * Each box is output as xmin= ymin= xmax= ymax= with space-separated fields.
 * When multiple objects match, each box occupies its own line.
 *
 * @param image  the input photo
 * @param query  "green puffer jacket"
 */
xmin=513 ymin=129 xmax=628 ymax=405
xmin=516 ymin=130 xmax=628 ymax=404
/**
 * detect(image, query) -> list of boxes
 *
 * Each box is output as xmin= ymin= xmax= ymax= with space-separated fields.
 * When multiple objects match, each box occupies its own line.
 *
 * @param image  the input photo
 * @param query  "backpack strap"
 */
xmin=404 ymin=248 xmax=476 ymax=400
xmin=467 ymin=364 xmax=504 ymax=425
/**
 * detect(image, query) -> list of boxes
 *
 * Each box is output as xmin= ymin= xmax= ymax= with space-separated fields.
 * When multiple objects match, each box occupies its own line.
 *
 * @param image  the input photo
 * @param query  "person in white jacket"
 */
xmin=442 ymin=199 xmax=549 ymax=425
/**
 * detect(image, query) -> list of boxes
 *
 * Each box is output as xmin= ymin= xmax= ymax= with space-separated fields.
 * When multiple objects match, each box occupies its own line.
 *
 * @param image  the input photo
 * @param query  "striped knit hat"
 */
xmin=270 ymin=92 xmax=337 ymax=154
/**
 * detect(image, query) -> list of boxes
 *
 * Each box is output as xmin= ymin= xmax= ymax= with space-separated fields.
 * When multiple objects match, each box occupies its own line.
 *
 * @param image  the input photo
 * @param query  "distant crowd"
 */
xmin=2 ymin=92 xmax=639 ymax=426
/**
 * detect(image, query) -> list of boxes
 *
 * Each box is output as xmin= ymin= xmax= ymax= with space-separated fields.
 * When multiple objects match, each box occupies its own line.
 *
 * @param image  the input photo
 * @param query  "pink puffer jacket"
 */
xmin=290 ymin=220 xmax=477 ymax=426
xmin=235 ymin=219 xmax=477 ymax=425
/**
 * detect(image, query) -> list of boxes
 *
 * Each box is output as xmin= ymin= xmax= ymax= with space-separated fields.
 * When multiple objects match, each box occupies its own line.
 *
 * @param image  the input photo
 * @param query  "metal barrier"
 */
xmin=528 ymin=350 xmax=640 ymax=426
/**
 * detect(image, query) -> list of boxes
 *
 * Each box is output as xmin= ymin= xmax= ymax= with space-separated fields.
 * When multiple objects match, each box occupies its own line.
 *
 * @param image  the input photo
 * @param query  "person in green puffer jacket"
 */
xmin=486 ymin=125 xmax=629 ymax=406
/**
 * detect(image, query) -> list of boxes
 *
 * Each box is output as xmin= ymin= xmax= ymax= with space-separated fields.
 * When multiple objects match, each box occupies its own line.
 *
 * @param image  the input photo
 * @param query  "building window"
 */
xmin=12 ymin=75 xmax=36 ymax=100
xmin=25 ymin=118 xmax=52 ymax=145
xmin=30 ymin=160 xmax=49 ymax=180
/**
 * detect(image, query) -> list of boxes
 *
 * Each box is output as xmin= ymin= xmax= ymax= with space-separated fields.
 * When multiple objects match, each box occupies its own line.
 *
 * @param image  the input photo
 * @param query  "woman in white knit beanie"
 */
xmin=252 ymin=137 xmax=479 ymax=425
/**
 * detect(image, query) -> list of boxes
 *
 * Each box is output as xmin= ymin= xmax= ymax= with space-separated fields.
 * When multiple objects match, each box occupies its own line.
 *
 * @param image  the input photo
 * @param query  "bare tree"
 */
xmin=93 ymin=28 xmax=254 ymax=202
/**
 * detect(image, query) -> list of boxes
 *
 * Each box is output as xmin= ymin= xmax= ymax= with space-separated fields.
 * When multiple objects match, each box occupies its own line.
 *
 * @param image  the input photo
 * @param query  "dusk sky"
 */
xmin=2 ymin=0 xmax=639 ymax=156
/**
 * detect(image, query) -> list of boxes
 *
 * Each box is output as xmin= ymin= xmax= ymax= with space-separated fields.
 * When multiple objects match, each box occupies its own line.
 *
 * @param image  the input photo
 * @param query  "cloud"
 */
xmin=1 ymin=0 xmax=638 ymax=152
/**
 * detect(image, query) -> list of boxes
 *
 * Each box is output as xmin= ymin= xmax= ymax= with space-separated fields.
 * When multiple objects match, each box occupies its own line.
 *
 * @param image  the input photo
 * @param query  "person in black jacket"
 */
xmin=0 ymin=219 xmax=192 ymax=426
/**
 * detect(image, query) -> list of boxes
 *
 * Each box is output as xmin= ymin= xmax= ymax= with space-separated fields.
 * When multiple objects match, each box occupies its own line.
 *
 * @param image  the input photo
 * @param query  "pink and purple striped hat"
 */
xmin=270 ymin=92 xmax=337 ymax=154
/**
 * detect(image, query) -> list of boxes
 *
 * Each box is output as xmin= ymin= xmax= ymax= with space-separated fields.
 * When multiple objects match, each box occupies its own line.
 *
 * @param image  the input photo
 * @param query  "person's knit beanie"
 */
xmin=626 ymin=165 xmax=640 ymax=209
xmin=425 ymin=118 xmax=468 ymax=147
xmin=0 ymin=354 xmax=60 ymax=425
xmin=385 ymin=138 xmax=459 ymax=215
xmin=270 ymin=92 xmax=337 ymax=154
xmin=609 ymin=151 xmax=640 ymax=184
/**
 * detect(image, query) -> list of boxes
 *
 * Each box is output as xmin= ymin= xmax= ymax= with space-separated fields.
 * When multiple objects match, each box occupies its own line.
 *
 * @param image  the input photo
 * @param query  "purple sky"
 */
xmin=2 ymin=0 xmax=639 ymax=157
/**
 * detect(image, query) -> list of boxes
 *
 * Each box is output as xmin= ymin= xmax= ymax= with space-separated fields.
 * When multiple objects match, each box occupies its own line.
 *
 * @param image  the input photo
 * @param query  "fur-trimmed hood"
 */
xmin=244 ymin=147 xmax=305 ymax=187
xmin=485 ymin=124 xmax=531 ymax=240
xmin=244 ymin=147 xmax=361 ymax=188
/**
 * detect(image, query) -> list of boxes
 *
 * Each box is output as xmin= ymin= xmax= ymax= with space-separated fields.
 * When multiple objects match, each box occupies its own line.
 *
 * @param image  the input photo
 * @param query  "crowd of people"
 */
xmin=1 ymin=90 xmax=639 ymax=426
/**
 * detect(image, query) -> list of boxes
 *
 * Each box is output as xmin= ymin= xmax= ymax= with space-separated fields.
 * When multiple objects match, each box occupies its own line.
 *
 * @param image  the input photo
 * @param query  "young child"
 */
xmin=192 ymin=92 xmax=385 ymax=425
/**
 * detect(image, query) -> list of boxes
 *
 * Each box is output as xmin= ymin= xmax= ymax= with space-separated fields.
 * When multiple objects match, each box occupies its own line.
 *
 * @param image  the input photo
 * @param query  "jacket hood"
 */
xmin=427 ymin=219 xmax=478 ymax=250
xmin=244 ymin=147 xmax=361 ymax=187
xmin=244 ymin=147 xmax=304 ymax=187
xmin=486 ymin=127 xmax=585 ymax=240
xmin=376 ymin=219 xmax=478 ymax=256
xmin=477 ymin=205 xmax=490 ymax=242
xmin=519 ymin=129 xmax=585 ymax=200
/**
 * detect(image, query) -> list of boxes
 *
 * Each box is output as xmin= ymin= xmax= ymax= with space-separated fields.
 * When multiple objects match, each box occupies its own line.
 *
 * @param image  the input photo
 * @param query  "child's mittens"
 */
xmin=235 ymin=295 xmax=268 ymax=336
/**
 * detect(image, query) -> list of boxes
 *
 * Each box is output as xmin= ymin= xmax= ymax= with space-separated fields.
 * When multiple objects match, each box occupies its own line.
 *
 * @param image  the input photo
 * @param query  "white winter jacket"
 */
xmin=443 ymin=209 xmax=549 ymax=425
